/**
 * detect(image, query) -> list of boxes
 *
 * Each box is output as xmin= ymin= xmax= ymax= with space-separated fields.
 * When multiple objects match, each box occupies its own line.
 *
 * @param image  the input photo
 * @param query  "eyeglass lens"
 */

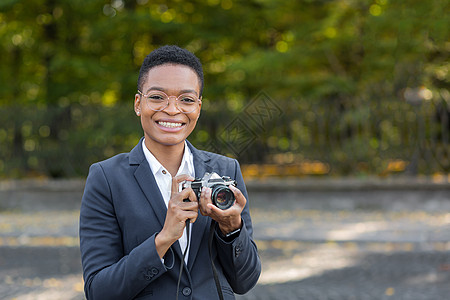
xmin=143 ymin=91 xmax=198 ymax=113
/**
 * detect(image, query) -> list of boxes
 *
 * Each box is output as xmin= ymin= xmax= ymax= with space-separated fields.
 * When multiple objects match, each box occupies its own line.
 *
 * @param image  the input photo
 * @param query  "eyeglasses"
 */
xmin=137 ymin=90 xmax=200 ymax=114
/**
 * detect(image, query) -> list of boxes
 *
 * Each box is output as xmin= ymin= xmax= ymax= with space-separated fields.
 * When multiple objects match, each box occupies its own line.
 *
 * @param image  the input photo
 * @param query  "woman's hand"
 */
xmin=155 ymin=174 xmax=198 ymax=258
xmin=198 ymin=185 xmax=245 ymax=235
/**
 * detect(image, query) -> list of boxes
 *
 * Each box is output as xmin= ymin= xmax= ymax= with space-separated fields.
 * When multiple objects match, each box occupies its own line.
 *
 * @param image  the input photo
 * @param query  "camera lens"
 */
xmin=211 ymin=185 xmax=235 ymax=210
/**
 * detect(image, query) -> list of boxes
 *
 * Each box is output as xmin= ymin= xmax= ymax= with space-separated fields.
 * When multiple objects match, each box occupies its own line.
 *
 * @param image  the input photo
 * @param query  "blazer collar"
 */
xmin=129 ymin=137 xmax=146 ymax=165
xmin=186 ymin=140 xmax=214 ymax=178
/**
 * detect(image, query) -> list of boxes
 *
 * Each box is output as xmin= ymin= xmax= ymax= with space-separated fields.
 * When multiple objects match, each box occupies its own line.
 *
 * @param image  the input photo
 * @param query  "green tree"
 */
xmin=0 ymin=0 xmax=448 ymax=177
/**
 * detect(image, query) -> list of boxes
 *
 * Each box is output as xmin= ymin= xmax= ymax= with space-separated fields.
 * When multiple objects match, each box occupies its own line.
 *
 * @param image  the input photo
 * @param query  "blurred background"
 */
xmin=0 ymin=0 xmax=448 ymax=179
xmin=0 ymin=0 xmax=449 ymax=299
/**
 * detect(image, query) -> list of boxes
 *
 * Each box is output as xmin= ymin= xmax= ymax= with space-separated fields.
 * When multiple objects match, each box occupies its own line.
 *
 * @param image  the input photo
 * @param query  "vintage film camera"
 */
xmin=180 ymin=172 xmax=236 ymax=210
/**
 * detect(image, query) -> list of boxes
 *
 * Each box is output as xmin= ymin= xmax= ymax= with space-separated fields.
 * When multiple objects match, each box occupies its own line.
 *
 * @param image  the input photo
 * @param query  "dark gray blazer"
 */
xmin=79 ymin=139 xmax=261 ymax=300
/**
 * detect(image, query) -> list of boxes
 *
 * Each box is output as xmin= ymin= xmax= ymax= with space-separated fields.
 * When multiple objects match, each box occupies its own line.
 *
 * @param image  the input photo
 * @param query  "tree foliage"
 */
xmin=0 ymin=0 xmax=448 ymax=177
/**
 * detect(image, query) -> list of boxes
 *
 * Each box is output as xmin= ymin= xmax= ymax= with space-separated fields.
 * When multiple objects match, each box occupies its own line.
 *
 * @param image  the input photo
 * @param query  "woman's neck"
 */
xmin=144 ymin=139 xmax=185 ymax=177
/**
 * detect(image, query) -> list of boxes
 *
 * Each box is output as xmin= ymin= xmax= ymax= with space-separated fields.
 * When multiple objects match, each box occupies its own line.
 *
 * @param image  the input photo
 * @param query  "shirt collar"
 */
xmin=142 ymin=139 xmax=194 ymax=177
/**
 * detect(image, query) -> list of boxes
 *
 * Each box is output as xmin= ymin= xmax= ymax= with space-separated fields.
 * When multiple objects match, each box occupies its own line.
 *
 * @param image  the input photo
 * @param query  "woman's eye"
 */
xmin=180 ymin=97 xmax=195 ymax=103
xmin=149 ymin=95 xmax=164 ymax=101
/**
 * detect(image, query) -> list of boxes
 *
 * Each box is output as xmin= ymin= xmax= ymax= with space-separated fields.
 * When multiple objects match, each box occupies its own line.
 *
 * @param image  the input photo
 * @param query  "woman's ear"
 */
xmin=197 ymin=97 xmax=202 ymax=119
xmin=134 ymin=94 xmax=141 ymax=116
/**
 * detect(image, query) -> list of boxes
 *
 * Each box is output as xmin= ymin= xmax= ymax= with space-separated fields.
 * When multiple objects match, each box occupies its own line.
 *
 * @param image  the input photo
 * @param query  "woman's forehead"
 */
xmin=143 ymin=64 xmax=200 ymax=95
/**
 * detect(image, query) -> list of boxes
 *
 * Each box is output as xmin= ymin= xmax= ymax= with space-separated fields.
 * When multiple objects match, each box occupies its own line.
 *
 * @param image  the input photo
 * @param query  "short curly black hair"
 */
xmin=137 ymin=45 xmax=204 ymax=96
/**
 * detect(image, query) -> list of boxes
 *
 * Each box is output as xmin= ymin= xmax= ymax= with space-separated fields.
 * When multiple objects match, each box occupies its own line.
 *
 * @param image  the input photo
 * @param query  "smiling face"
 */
xmin=134 ymin=64 xmax=202 ymax=151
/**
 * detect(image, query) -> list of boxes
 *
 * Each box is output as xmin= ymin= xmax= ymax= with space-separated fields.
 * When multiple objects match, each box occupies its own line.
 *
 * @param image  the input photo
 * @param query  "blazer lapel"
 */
xmin=130 ymin=139 xmax=185 ymax=259
xmin=134 ymin=163 xmax=167 ymax=228
xmin=186 ymin=141 xmax=214 ymax=270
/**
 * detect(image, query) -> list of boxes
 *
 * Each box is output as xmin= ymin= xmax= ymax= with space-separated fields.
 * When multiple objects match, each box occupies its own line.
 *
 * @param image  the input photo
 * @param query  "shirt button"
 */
xmin=162 ymin=170 xmax=167 ymax=174
xmin=182 ymin=287 xmax=192 ymax=296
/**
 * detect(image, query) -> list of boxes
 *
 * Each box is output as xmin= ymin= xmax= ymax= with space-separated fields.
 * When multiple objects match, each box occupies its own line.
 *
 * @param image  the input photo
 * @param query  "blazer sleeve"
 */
xmin=214 ymin=159 xmax=261 ymax=294
xmin=79 ymin=163 xmax=174 ymax=300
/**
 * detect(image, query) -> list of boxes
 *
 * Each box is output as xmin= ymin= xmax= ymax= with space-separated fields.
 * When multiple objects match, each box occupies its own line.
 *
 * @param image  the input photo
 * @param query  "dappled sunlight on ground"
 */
xmin=2 ymin=201 xmax=450 ymax=299
xmin=5 ymin=274 xmax=84 ymax=300
xmin=256 ymin=241 xmax=359 ymax=284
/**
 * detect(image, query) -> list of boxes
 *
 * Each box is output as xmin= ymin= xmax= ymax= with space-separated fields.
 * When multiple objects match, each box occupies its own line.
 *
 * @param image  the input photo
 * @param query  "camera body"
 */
xmin=181 ymin=172 xmax=236 ymax=210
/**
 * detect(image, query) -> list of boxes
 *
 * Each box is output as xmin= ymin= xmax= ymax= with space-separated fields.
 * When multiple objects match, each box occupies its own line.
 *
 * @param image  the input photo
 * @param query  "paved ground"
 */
xmin=238 ymin=209 xmax=450 ymax=300
xmin=1 ymin=182 xmax=450 ymax=299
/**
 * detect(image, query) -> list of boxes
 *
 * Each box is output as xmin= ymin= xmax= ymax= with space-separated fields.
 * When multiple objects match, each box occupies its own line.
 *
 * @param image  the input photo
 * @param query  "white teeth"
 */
xmin=158 ymin=121 xmax=183 ymax=128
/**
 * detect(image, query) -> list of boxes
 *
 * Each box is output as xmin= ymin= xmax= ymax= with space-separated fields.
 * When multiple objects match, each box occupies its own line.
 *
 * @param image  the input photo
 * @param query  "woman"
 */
xmin=79 ymin=45 xmax=261 ymax=300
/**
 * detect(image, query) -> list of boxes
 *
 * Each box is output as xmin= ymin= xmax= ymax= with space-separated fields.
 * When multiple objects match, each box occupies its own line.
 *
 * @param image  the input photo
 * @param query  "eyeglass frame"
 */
xmin=137 ymin=89 xmax=201 ymax=114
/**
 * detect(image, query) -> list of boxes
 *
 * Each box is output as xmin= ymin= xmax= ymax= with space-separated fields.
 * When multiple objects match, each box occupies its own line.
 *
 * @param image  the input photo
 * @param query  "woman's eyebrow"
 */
xmin=145 ymin=86 xmax=165 ymax=93
xmin=146 ymin=86 xmax=198 ymax=96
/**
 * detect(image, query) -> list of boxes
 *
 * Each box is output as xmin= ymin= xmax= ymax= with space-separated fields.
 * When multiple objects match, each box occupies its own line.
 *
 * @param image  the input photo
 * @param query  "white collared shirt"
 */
xmin=142 ymin=139 xmax=195 ymax=263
